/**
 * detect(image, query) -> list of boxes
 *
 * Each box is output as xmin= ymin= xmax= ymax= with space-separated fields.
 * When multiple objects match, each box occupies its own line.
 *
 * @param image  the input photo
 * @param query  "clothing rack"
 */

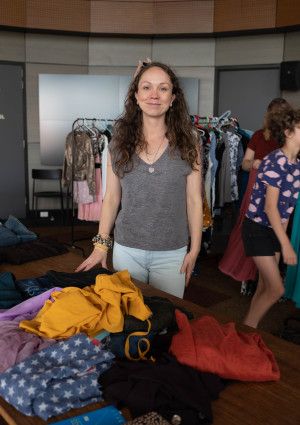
xmin=190 ymin=110 xmax=233 ymax=130
xmin=68 ymin=117 xmax=115 ymax=254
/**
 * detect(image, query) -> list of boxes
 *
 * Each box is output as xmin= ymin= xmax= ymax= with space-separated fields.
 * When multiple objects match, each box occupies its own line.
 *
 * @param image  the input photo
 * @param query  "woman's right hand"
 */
xmin=282 ymin=242 xmax=297 ymax=265
xmin=75 ymin=248 xmax=108 ymax=272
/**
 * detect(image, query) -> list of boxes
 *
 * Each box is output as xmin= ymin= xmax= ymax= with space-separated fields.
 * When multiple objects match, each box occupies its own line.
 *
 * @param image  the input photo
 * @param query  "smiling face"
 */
xmin=135 ymin=66 xmax=175 ymax=119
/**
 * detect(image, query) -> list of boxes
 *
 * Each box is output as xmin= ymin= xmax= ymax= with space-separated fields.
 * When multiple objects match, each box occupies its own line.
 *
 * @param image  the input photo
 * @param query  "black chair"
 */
xmin=31 ymin=169 xmax=65 ymax=219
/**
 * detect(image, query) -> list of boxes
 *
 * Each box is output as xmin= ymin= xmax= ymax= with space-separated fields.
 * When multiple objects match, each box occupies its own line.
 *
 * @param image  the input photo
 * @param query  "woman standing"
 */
xmin=76 ymin=61 xmax=203 ymax=298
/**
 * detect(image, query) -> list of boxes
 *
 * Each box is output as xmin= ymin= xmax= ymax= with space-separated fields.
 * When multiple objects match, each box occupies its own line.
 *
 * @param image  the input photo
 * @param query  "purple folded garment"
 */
xmin=0 ymin=313 xmax=56 ymax=373
xmin=0 ymin=288 xmax=62 ymax=322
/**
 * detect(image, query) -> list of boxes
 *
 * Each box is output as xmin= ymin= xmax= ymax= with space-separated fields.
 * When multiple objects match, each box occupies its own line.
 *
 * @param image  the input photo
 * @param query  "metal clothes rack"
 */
xmin=190 ymin=110 xmax=232 ymax=129
xmin=68 ymin=117 xmax=115 ymax=254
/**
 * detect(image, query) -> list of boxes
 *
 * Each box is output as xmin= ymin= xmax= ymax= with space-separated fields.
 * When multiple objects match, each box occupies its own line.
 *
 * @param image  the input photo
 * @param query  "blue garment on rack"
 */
xmin=285 ymin=196 xmax=300 ymax=308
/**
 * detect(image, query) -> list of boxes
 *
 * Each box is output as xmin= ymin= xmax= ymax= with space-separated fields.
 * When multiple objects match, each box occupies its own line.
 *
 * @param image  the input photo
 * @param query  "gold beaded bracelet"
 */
xmin=93 ymin=242 xmax=109 ymax=252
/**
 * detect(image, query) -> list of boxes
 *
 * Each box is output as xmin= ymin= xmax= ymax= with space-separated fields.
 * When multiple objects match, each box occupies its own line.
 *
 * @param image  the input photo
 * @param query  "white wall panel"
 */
xmin=26 ymin=63 xmax=88 ymax=146
xmin=89 ymin=37 xmax=152 ymax=66
xmin=215 ymin=34 xmax=284 ymax=66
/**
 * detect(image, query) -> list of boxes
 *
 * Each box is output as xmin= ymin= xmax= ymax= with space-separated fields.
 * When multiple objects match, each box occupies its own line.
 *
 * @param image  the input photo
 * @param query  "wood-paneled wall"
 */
xmin=276 ymin=0 xmax=300 ymax=28
xmin=26 ymin=0 xmax=90 ymax=32
xmin=0 ymin=0 xmax=26 ymax=27
xmin=214 ymin=0 xmax=277 ymax=32
xmin=1 ymin=0 xmax=299 ymax=35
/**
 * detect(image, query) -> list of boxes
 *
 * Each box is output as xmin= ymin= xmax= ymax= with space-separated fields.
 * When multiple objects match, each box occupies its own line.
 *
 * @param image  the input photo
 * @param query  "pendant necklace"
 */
xmin=145 ymin=138 xmax=166 ymax=173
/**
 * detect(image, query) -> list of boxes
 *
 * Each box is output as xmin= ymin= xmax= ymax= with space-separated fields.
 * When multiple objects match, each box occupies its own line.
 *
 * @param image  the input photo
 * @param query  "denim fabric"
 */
xmin=0 ymin=224 xmax=19 ymax=247
xmin=15 ymin=276 xmax=53 ymax=299
xmin=113 ymin=242 xmax=187 ymax=298
xmin=0 ymin=216 xmax=37 ymax=247
xmin=15 ymin=269 xmax=113 ymax=299
xmin=5 ymin=215 xmax=37 ymax=243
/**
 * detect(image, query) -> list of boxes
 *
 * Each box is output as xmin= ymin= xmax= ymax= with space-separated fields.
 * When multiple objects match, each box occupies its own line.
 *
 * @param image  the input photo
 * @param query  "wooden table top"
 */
xmin=0 ymin=251 xmax=300 ymax=425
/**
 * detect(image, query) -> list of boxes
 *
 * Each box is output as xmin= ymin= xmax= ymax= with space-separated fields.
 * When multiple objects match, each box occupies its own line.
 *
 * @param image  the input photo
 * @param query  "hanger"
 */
xmin=78 ymin=118 xmax=97 ymax=137
xmin=218 ymin=110 xmax=231 ymax=122
xmin=215 ymin=110 xmax=232 ymax=132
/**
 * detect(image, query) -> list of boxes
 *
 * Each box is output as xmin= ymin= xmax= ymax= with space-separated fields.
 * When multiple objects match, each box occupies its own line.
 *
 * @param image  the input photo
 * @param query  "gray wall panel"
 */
xmin=217 ymin=67 xmax=280 ymax=130
xmin=89 ymin=37 xmax=152 ymax=66
xmin=26 ymin=33 xmax=89 ymax=65
xmin=0 ymin=31 xmax=25 ymax=62
xmin=152 ymin=38 xmax=215 ymax=67
xmin=216 ymin=34 xmax=284 ymax=66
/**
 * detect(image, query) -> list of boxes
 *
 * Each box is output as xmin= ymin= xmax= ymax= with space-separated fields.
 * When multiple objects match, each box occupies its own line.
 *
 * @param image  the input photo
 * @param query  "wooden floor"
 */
xmin=0 ymin=248 xmax=300 ymax=425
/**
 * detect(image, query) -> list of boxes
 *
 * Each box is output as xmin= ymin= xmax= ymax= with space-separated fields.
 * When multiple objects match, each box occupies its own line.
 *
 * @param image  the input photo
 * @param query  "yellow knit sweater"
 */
xmin=19 ymin=270 xmax=152 ymax=339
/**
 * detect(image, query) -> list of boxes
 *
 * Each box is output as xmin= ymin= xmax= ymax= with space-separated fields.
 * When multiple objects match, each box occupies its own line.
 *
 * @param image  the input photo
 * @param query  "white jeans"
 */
xmin=113 ymin=242 xmax=187 ymax=298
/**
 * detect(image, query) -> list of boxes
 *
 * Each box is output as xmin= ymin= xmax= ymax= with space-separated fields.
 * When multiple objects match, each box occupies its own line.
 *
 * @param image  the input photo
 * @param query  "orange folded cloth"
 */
xmin=170 ymin=310 xmax=280 ymax=382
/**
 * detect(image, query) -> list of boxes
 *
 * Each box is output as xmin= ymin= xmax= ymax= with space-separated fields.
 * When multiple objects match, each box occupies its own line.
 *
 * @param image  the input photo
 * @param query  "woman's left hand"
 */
xmin=180 ymin=251 xmax=198 ymax=286
xmin=252 ymin=159 xmax=262 ymax=170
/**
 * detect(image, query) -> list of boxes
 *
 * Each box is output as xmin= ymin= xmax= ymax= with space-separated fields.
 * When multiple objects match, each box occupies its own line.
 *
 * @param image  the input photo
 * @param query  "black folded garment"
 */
xmin=45 ymin=267 xmax=112 ymax=287
xmin=99 ymin=354 xmax=225 ymax=425
xmin=15 ymin=268 xmax=113 ymax=299
xmin=123 ymin=296 xmax=176 ymax=333
xmin=0 ymin=237 xmax=68 ymax=264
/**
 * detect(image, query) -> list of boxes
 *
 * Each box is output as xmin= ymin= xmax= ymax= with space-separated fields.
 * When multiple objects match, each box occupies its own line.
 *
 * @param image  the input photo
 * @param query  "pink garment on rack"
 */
xmin=73 ymin=181 xmax=94 ymax=204
xmin=218 ymin=168 xmax=257 ymax=282
xmin=78 ymin=165 xmax=102 ymax=222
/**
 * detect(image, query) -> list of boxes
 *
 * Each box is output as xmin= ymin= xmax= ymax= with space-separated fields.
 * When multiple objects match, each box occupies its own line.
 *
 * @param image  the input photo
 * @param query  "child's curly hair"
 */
xmin=268 ymin=107 xmax=300 ymax=147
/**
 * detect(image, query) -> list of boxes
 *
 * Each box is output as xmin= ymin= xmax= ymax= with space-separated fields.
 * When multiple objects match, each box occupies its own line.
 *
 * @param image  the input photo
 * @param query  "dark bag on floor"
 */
xmin=281 ymin=316 xmax=300 ymax=345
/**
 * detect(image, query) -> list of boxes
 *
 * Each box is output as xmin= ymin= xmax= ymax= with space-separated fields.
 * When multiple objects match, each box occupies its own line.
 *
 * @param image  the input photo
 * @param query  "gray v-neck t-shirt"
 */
xmin=109 ymin=144 xmax=192 ymax=251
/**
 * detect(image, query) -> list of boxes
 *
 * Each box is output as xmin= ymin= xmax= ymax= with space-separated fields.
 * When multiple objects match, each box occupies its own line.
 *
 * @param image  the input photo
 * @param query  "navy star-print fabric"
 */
xmin=0 ymin=333 xmax=114 ymax=420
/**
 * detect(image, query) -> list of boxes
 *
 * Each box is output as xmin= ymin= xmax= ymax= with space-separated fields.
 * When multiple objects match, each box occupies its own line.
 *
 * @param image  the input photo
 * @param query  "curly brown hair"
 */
xmin=268 ymin=107 xmax=300 ymax=147
xmin=263 ymin=98 xmax=291 ymax=141
xmin=111 ymin=62 xmax=199 ymax=176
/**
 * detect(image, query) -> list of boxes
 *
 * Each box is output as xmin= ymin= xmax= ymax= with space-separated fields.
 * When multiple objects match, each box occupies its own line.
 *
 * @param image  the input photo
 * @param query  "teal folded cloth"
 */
xmin=0 ymin=215 xmax=37 ymax=247
xmin=0 ymin=224 xmax=19 ymax=247
xmin=0 ymin=272 xmax=23 ymax=308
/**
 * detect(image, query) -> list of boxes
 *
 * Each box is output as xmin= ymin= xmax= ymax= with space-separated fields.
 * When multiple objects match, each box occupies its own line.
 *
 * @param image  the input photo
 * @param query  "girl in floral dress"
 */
xmin=241 ymin=107 xmax=300 ymax=328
